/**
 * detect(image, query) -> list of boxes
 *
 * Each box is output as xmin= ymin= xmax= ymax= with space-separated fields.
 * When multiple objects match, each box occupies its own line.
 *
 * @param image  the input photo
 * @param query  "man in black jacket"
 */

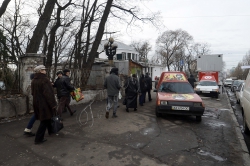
xmin=53 ymin=71 xmax=63 ymax=99
xmin=145 ymin=73 xmax=152 ymax=101
xmin=57 ymin=69 xmax=76 ymax=118
xmin=188 ymin=74 xmax=196 ymax=88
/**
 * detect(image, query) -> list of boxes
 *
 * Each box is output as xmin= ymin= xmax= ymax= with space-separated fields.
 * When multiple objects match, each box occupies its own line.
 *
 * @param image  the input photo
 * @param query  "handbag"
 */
xmin=70 ymin=88 xmax=84 ymax=102
xmin=51 ymin=115 xmax=64 ymax=133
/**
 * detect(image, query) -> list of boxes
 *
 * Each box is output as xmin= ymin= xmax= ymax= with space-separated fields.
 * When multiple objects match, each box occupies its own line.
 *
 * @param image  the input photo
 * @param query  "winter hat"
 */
xmin=34 ymin=65 xmax=46 ymax=73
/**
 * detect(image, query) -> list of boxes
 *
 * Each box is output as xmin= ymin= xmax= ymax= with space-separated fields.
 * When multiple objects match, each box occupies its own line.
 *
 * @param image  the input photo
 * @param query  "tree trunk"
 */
xmin=0 ymin=0 xmax=11 ymax=18
xmin=26 ymin=0 xmax=56 ymax=53
xmin=81 ymin=0 xmax=113 ymax=89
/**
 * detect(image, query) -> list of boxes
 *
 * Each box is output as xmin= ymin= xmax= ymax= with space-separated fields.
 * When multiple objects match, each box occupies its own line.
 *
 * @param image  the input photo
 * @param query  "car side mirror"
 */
xmin=153 ymin=89 xmax=158 ymax=92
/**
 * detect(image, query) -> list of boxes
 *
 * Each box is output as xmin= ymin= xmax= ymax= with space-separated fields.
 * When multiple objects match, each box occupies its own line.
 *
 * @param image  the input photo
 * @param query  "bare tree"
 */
xmin=45 ymin=0 xmax=73 ymax=77
xmin=130 ymin=40 xmax=152 ymax=62
xmin=156 ymin=29 xmax=193 ymax=71
xmin=2 ymin=0 xmax=160 ymax=91
xmin=26 ymin=0 xmax=57 ymax=53
xmin=0 ymin=0 xmax=11 ymax=18
xmin=185 ymin=42 xmax=211 ymax=75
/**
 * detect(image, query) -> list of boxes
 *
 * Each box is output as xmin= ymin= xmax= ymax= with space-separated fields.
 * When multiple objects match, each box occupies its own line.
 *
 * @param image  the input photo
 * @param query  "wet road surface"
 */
xmin=0 ymin=91 xmax=248 ymax=166
xmin=226 ymin=87 xmax=250 ymax=152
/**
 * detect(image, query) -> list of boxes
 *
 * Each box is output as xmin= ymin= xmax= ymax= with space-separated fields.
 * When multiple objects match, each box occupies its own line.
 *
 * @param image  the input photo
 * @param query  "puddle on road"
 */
xmin=197 ymin=149 xmax=227 ymax=162
xmin=203 ymin=107 xmax=219 ymax=118
xmin=141 ymin=127 xmax=155 ymax=135
xmin=203 ymin=108 xmax=230 ymax=119
xmin=219 ymin=109 xmax=230 ymax=111
xmin=128 ymin=142 xmax=145 ymax=149
xmin=205 ymin=121 xmax=227 ymax=128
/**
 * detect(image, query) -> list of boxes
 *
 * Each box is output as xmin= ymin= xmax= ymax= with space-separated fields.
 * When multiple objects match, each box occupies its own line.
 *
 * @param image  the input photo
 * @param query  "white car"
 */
xmin=195 ymin=80 xmax=219 ymax=98
xmin=236 ymin=82 xmax=244 ymax=107
xmin=224 ymin=79 xmax=233 ymax=87
xmin=242 ymin=72 xmax=250 ymax=135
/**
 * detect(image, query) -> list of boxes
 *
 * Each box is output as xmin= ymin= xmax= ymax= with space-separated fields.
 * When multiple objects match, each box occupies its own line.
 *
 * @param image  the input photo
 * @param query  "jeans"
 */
xmin=106 ymin=95 xmax=118 ymax=115
xmin=26 ymin=114 xmax=36 ymax=129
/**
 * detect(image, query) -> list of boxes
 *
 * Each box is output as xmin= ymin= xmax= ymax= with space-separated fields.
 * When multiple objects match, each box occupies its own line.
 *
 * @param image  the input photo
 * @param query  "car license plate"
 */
xmin=202 ymin=91 xmax=210 ymax=93
xmin=172 ymin=106 xmax=189 ymax=111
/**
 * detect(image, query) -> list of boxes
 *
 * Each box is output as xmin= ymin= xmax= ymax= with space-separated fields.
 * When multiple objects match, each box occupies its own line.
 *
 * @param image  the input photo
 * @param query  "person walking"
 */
xmin=145 ymin=73 xmax=152 ymax=101
xmin=139 ymin=74 xmax=147 ymax=106
xmin=52 ymin=71 xmax=68 ymax=113
xmin=23 ymin=73 xmax=36 ymax=136
xmin=124 ymin=74 xmax=139 ymax=112
xmin=53 ymin=71 xmax=63 ymax=99
xmin=188 ymin=74 xmax=196 ymax=88
xmin=31 ymin=65 xmax=57 ymax=144
xmin=104 ymin=67 xmax=121 ymax=118
xmin=57 ymin=69 xmax=76 ymax=118
xmin=155 ymin=76 xmax=159 ymax=89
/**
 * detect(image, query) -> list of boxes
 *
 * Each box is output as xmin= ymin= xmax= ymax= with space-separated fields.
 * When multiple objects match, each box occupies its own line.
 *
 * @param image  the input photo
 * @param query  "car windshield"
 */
xmin=233 ymin=80 xmax=244 ymax=86
xmin=199 ymin=81 xmax=217 ymax=86
xmin=159 ymin=82 xmax=194 ymax=94
xmin=225 ymin=80 xmax=233 ymax=83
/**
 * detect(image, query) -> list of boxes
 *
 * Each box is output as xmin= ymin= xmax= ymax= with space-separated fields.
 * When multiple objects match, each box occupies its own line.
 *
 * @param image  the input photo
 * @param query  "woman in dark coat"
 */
xmin=31 ymin=65 xmax=57 ymax=144
xmin=139 ymin=74 xmax=147 ymax=106
xmin=124 ymin=74 xmax=139 ymax=112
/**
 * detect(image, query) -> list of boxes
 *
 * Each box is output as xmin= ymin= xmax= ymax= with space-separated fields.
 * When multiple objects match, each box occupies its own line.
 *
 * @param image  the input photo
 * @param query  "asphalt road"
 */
xmin=0 ymin=91 xmax=249 ymax=166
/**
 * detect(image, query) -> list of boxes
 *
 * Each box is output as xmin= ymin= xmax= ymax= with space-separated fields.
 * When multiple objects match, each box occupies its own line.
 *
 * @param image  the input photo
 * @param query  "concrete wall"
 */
xmin=0 ymin=96 xmax=27 ymax=118
xmin=0 ymin=90 xmax=107 ymax=119
xmin=19 ymin=53 xmax=45 ymax=113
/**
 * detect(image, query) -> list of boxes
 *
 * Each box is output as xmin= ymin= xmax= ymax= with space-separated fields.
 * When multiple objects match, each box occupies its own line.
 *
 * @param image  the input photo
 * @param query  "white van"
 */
xmin=241 ymin=72 xmax=250 ymax=134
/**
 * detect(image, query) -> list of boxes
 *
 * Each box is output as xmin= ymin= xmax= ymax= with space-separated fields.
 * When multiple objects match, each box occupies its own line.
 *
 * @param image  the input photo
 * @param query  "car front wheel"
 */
xmin=155 ymin=107 xmax=161 ymax=117
xmin=196 ymin=116 xmax=202 ymax=122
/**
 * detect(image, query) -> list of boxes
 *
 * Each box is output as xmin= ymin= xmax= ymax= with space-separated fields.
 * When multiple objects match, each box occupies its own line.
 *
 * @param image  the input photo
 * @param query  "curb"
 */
xmin=224 ymin=89 xmax=250 ymax=165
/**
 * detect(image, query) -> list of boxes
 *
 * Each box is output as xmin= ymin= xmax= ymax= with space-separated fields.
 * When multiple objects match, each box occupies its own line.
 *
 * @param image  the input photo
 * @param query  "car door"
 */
xmin=242 ymin=73 xmax=250 ymax=129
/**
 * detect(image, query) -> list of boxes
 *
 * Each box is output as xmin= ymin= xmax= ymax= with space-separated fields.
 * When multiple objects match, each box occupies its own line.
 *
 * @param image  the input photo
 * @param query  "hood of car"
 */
xmin=157 ymin=92 xmax=203 ymax=102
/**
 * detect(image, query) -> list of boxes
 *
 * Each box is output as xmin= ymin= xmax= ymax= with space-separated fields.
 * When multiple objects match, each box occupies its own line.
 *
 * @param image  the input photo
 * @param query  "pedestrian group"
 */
xmin=24 ymin=66 xmax=152 ymax=144
xmin=104 ymin=67 xmax=152 ymax=118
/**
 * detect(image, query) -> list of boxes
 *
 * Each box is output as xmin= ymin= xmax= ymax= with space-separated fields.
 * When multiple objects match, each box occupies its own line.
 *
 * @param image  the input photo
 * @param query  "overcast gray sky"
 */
xmin=116 ymin=0 xmax=250 ymax=70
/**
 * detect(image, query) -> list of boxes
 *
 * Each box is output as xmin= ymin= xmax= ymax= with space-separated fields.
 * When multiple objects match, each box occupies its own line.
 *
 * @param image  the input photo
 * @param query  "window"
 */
xmin=116 ymin=54 xmax=122 ymax=60
xmin=132 ymin=53 xmax=135 ymax=60
xmin=128 ymin=53 xmax=131 ymax=60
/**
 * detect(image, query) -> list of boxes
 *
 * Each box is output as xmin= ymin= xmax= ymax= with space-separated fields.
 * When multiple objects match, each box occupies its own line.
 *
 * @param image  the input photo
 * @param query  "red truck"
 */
xmin=198 ymin=71 xmax=219 ymax=83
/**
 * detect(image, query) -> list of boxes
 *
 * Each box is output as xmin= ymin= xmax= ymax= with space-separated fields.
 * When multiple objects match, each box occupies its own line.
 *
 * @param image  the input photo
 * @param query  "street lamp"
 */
xmin=104 ymin=37 xmax=118 ymax=66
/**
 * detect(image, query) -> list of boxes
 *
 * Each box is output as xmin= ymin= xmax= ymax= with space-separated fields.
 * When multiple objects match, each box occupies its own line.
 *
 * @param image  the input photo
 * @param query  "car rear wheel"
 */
xmin=243 ymin=113 xmax=250 ymax=135
xmin=196 ymin=116 xmax=202 ymax=122
xmin=155 ymin=107 xmax=161 ymax=117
